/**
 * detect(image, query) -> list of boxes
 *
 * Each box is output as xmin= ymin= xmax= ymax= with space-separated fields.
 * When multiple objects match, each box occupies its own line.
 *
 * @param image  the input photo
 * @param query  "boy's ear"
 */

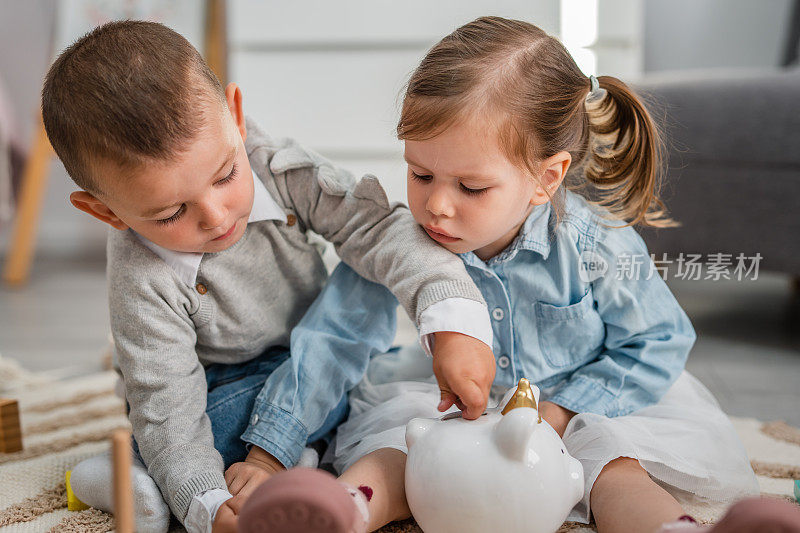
xmin=531 ymin=151 xmax=571 ymax=205
xmin=69 ymin=191 xmax=129 ymax=231
xmin=225 ymin=82 xmax=246 ymax=143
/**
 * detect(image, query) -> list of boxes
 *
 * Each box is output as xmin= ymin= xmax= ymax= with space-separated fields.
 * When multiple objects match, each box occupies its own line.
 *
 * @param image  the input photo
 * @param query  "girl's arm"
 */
xmin=241 ymin=263 xmax=398 ymax=469
xmin=546 ymin=225 xmax=696 ymax=418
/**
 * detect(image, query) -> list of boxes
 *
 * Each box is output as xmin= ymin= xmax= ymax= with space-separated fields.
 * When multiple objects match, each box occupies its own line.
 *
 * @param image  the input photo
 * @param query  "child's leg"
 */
xmin=338 ymin=448 xmax=411 ymax=531
xmin=590 ymin=457 xmax=684 ymax=533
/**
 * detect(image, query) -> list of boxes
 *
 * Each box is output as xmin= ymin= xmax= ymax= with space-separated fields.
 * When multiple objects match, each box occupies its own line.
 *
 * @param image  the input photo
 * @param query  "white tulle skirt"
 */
xmin=331 ymin=346 xmax=759 ymax=523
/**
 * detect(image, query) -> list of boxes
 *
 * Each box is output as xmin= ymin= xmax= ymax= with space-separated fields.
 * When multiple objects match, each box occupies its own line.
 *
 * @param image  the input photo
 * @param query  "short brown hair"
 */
xmin=42 ymin=20 xmax=225 ymax=194
xmin=399 ymin=16 xmax=674 ymax=228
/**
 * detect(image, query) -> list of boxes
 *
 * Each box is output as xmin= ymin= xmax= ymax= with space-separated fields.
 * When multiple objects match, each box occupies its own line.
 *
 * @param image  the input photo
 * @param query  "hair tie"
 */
xmin=586 ymin=75 xmax=606 ymax=104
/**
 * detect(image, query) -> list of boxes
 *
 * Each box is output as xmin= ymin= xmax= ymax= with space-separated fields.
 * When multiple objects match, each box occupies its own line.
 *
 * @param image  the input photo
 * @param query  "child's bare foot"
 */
xmin=238 ymin=468 xmax=369 ymax=533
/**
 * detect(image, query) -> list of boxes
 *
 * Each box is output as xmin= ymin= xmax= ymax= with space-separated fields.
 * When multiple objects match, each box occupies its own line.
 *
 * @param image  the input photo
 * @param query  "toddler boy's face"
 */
xmin=71 ymin=85 xmax=255 ymax=254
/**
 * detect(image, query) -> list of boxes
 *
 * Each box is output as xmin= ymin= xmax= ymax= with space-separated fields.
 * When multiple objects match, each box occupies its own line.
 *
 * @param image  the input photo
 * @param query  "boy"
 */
xmin=42 ymin=21 xmax=496 ymax=532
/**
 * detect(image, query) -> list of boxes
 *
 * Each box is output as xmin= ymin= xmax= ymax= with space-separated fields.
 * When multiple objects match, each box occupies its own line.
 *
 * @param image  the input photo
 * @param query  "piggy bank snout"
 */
xmin=569 ymin=455 xmax=585 ymax=501
xmin=405 ymin=417 xmax=435 ymax=449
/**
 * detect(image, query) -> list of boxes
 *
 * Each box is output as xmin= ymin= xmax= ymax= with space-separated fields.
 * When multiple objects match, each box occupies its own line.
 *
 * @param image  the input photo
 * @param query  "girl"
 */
xmin=238 ymin=16 xmax=759 ymax=533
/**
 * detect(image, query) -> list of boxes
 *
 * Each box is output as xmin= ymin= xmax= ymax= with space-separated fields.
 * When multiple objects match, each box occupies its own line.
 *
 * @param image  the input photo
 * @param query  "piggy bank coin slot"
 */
xmin=440 ymin=411 xmax=488 ymax=421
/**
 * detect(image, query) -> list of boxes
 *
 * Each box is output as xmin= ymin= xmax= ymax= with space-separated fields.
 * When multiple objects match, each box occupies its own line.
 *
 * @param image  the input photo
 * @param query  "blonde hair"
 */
xmin=398 ymin=16 xmax=675 ymax=228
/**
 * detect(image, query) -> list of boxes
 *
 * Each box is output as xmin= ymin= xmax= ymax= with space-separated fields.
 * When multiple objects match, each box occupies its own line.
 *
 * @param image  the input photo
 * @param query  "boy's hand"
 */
xmin=224 ymin=445 xmax=285 ymax=512
xmin=211 ymin=500 xmax=237 ymax=533
xmin=538 ymin=401 xmax=577 ymax=438
xmin=432 ymin=331 xmax=495 ymax=420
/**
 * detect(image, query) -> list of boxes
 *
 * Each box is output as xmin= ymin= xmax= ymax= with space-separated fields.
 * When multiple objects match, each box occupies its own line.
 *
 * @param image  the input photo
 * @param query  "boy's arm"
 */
xmin=254 ymin=123 xmax=490 ymax=342
xmin=241 ymin=263 xmax=398 ymax=469
xmin=544 ymin=225 xmax=696 ymax=418
xmin=110 ymin=264 xmax=226 ymax=524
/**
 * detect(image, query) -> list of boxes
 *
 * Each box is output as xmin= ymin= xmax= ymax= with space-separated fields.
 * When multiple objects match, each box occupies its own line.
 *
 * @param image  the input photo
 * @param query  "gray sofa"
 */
xmin=636 ymin=67 xmax=800 ymax=276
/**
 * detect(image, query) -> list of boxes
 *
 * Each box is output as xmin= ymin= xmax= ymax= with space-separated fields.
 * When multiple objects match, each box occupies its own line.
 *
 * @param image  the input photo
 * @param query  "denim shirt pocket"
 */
xmin=534 ymin=289 xmax=605 ymax=369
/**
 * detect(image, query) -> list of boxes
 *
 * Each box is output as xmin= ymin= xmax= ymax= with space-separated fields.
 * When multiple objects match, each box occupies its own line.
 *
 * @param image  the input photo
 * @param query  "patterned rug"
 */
xmin=1 ymin=363 xmax=798 ymax=532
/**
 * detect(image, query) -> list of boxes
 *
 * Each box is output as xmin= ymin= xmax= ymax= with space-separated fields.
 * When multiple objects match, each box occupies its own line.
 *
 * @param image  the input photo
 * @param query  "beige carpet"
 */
xmin=0 ymin=362 xmax=798 ymax=532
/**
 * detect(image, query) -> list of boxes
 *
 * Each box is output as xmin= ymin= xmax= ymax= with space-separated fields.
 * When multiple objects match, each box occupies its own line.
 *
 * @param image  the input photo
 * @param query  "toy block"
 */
xmin=0 ymin=399 xmax=22 ymax=453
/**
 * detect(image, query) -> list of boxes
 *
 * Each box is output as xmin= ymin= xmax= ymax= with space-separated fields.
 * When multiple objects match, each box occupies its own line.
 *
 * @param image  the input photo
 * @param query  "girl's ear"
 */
xmin=69 ymin=191 xmax=129 ymax=231
xmin=530 ymin=151 xmax=571 ymax=205
xmin=225 ymin=82 xmax=246 ymax=143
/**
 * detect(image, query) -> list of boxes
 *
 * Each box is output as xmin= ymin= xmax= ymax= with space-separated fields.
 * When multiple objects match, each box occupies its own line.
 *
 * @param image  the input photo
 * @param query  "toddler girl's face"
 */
xmin=405 ymin=115 xmax=556 ymax=261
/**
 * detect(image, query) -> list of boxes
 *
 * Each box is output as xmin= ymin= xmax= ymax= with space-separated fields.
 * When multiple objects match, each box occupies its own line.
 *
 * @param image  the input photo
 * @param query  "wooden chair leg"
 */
xmin=3 ymin=116 xmax=53 ymax=287
xmin=205 ymin=0 xmax=227 ymax=85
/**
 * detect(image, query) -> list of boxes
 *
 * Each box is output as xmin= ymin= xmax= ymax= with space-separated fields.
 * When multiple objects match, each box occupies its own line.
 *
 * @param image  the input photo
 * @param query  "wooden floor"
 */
xmin=1 ymin=254 xmax=798 ymax=425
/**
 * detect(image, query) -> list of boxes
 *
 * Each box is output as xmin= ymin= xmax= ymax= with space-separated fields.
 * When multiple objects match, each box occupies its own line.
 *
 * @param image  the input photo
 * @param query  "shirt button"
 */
xmin=497 ymin=355 xmax=510 ymax=369
xmin=286 ymin=213 xmax=297 ymax=226
xmin=195 ymin=283 xmax=207 ymax=295
xmin=492 ymin=307 xmax=505 ymax=321
xmin=251 ymin=414 xmax=259 ymax=424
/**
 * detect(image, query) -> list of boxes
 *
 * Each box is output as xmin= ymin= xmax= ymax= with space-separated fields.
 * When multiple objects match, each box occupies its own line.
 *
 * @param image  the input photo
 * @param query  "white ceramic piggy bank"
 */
xmin=405 ymin=378 xmax=584 ymax=533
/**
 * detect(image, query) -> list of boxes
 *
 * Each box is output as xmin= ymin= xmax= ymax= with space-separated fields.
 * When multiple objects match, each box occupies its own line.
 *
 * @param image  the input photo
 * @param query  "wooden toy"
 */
xmin=0 ymin=398 xmax=22 ymax=453
xmin=65 ymin=470 xmax=90 ymax=511
xmin=112 ymin=429 xmax=134 ymax=533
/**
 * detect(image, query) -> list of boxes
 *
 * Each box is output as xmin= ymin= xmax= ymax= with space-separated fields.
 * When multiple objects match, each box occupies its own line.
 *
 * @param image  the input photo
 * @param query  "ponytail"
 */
xmin=581 ymin=76 xmax=676 ymax=228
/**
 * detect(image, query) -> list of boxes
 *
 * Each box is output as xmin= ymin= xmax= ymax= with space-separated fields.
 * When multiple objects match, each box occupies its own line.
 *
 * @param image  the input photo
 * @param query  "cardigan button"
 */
xmin=195 ymin=283 xmax=207 ymax=295
xmin=286 ymin=214 xmax=297 ymax=226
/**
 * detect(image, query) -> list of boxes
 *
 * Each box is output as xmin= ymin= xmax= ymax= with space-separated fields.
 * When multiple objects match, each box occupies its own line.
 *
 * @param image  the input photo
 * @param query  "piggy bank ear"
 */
xmin=493 ymin=408 xmax=539 ymax=462
xmin=406 ymin=418 xmax=435 ymax=449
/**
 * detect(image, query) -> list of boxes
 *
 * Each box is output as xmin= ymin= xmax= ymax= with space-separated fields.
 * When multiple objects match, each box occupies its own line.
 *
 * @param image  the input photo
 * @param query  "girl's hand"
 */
xmin=538 ymin=401 xmax=577 ymax=438
xmin=432 ymin=331 xmax=495 ymax=419
xmin=224 ymin=445 xmax=285 ymax=513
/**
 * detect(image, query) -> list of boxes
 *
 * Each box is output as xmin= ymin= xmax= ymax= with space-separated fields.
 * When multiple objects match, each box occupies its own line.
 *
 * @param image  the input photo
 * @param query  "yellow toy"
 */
xmin=65 ymin=470 xmax=90 ymax=511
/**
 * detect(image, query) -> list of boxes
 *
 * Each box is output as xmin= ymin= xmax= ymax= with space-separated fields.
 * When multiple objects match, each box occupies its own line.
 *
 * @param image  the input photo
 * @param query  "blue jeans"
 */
xmin=133 ymin=347 xmax=349 ymax=469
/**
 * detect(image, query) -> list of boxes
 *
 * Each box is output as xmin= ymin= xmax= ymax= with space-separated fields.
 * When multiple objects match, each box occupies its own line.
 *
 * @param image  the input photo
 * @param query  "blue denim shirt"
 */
xmin=248 ymin=190 xmax=695 ymax=467
xmin=459 ymin=190 xmax=696 ymax=416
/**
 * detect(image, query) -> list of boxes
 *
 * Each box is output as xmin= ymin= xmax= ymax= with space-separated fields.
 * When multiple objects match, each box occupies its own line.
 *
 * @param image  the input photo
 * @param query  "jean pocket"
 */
xmin=534 ymin=289 xmax=605 ymax=368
